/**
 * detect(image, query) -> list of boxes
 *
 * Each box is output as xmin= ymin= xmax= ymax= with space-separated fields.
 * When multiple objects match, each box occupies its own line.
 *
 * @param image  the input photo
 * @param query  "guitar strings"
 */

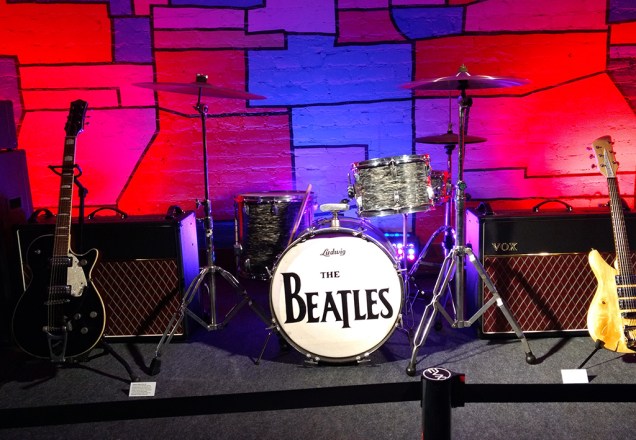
xmin=609 ymin=176 xmax=636 ymax=329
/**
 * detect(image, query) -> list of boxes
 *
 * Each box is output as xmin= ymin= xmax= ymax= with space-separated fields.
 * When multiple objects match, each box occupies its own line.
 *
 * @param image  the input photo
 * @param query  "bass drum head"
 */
xmin=269 ymin=228 xmax=403 ymax=363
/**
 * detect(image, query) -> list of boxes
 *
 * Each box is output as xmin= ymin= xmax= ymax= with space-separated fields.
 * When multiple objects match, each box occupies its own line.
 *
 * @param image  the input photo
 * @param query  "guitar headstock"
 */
xmin=64 ymin=100 xmax=88 ymax=137
xmin=591 ymin=135 xmax=618 ymax=178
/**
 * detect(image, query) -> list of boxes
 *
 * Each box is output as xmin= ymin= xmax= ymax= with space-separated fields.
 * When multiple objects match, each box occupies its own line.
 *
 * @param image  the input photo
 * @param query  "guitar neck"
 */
xmin=53 ymin=135 xmax=77 ymax=259
xmin=607 ymin=176 xmax=632 ymax=277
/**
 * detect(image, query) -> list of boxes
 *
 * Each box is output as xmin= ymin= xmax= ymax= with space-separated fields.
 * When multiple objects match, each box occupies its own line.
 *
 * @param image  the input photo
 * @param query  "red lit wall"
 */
xmin=2 ymin=0 xmax=636 ymax=246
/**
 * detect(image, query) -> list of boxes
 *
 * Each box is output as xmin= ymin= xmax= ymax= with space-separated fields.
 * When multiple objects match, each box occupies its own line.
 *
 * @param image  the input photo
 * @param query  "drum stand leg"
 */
xmin=149 ymin=76 xmax=270 ymax=376
xmin=405 ymin=89 xmax=536 ymax=376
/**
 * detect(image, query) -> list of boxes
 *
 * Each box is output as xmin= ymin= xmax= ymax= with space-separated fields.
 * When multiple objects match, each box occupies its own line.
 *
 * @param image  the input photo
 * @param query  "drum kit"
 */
xmin=135 ymin=66 xmax=536 ymax=375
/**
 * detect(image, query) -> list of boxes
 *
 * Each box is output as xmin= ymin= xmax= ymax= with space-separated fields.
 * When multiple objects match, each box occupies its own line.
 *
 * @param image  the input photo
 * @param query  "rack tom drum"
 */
xmin=351 ymin=154 xmax=434 ymax=217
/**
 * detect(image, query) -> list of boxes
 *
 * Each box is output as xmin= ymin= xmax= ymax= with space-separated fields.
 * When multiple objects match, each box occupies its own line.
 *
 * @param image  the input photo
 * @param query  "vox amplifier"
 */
xmin=465 ymin=208 xmax=636 ymax=337
xmin=14 ymin=213 xmax=199 ymax=339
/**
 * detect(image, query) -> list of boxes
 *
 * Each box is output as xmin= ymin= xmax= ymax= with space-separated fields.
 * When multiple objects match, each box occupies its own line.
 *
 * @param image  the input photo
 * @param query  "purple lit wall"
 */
xmin=2 ymin=0 xmax=636 ymax=245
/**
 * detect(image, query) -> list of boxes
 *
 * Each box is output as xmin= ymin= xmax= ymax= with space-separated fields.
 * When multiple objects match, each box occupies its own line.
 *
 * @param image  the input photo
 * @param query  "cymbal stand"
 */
xmin=406 ymin=88 xmax=536 ymax=376
xmin=150 ymin=74 xmax=269 ymax=376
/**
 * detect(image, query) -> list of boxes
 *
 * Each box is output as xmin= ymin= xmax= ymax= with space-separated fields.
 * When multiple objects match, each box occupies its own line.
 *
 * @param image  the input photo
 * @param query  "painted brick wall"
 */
xmin=1 ymin=0 xmax=636 ymax=248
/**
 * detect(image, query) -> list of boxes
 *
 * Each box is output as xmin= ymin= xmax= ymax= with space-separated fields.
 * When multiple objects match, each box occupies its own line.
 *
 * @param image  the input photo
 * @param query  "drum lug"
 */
xmin=389 ymin=160 xmax=398 ymax=177
xmin=270 ymin=202 xmax=279 ymax=215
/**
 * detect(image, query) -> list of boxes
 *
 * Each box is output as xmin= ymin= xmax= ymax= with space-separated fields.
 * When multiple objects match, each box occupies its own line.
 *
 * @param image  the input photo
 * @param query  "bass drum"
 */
xmin=269 ymin=218 xmax=404 ymax=363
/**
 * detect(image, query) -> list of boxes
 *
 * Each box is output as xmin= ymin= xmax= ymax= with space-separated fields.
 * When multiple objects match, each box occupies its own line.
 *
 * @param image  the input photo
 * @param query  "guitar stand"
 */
xmin=149 ymin=75 xmax=270 ymax=376
xmin=66 ymin=338 xmax=139 ymax=383
xmin=577 ymin=339 xmax=606 ymax=369
xmin=44 ymin=164 xmax=138 ymax=383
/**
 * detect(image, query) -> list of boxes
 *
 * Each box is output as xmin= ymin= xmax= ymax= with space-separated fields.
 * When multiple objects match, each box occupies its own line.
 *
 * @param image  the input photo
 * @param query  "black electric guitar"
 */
xmin=587 ymin=135 xmax=636 ymax=353
xmin=12 ymin=100 xmax=106 ymax=361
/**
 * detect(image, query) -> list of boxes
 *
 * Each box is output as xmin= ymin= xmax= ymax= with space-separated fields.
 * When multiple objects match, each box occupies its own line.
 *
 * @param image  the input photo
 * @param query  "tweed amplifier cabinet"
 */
xmin=465 ymin=208 xmax=636 ymax=337
xmin=14 ymin=213 xmax=199 ymax=339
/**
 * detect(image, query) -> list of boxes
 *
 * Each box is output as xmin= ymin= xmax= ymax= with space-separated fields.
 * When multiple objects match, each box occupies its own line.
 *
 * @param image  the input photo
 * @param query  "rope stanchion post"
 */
xmin=421 ymin=368 xmax=465 ymax=440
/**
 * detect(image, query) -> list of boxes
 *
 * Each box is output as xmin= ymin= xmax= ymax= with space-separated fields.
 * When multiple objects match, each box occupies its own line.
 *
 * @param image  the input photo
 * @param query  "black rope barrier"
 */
xmin=0 ymin=381 xmax=420 ymax=429
xmin=1 ymin=369 xmax=635 ymax=436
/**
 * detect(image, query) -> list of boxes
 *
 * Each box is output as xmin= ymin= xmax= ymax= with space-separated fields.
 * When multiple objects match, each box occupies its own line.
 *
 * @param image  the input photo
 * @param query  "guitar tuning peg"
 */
xmin=591 ymin=164 xmax=597 ymax=169
xmin=589 ymin=154 xmax=595 ymax=159
xmin=586 ymin=146 xmax=592 ymax=151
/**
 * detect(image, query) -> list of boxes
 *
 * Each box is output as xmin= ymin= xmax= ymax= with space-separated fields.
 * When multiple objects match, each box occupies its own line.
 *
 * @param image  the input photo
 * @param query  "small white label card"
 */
xmin=561 ymin=369 xmax=589 ymax=384
xmin=129 ymin=381 xmax=157 ymax=397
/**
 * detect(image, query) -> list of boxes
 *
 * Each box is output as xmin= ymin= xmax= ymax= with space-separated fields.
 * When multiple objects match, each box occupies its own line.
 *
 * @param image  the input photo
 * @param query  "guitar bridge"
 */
xmin=623 ymin=325 xmax=636 ymax=350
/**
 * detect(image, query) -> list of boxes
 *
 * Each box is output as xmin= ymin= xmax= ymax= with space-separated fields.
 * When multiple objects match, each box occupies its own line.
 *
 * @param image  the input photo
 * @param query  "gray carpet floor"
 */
xmin=1 ymin=275 xmax=635 ymax=440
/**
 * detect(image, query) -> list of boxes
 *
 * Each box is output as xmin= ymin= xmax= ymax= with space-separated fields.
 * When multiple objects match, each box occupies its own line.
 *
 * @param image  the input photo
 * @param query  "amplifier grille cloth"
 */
xmin=92 ymin=259 xmax=183 ymax=337
xmin=481 ymin=252 xmax=621 ymax=334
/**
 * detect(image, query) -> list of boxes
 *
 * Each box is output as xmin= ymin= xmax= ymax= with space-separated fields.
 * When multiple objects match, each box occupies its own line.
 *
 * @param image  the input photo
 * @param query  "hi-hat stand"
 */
xmin=402 ymin=67 xmax=537 ymax=376
xmin=136 ymin=75 xmax=270 ymax=375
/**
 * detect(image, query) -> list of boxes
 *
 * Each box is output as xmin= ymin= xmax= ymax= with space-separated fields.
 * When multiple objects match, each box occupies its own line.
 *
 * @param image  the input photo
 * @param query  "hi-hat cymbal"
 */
xmin=416 ymin=132 xmax=487 ymax=144
xmin=402 ymin=68 xmax=528 ymax=91
xmin=134 ymin=81 xmax=266 ymax=100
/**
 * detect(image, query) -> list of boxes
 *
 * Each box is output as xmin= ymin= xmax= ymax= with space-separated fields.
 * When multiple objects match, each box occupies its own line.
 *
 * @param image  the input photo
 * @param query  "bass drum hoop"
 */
xmin=269 ymin=225 xmax=404 ymax=363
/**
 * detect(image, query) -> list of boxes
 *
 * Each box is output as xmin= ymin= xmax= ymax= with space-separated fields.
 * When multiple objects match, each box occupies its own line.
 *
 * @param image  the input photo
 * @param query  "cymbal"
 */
xmin=416 ymin=132 xmax=487 ymax=144
xmin=402 ymin=69 xmax=528 ymax=91
xmin=134 ymin=81 xmax=266 ymax=100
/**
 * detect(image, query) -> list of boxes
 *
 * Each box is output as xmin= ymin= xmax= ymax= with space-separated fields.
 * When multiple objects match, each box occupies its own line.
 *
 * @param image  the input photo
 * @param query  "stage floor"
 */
xmin=1 ymin=275 xmax=635 ymax=440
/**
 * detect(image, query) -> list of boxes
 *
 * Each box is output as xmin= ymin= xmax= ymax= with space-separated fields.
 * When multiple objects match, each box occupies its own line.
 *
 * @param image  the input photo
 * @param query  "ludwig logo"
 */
xmin=321 ymin=248 xmax=346 ymax=257
xmin=491 ymin=242 xmax=518 ymax=252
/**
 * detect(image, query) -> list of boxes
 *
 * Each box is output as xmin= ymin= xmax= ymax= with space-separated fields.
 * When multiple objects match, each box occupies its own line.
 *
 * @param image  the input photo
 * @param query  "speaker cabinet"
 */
xmin=0 ymin=149 xmax=32 ymax=343
xmin=465 ymin=208 xmax=636 ymax=337
xmin=14 ymin=213 xmax=199 ymax=339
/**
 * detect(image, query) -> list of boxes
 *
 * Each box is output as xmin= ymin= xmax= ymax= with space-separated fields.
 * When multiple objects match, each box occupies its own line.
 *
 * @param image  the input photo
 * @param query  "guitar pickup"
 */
xmin=46 ymin=285 xmax=72 ymax=304
xmin=50 ymin=256 xmax=73 ymax=267
xmin=618 ymin=298 xmax=636 ymax=309
xmin=615 ymin=274 xmax=636 ymax=285
xmin=621 ymin=311 xmax=636 ymax=320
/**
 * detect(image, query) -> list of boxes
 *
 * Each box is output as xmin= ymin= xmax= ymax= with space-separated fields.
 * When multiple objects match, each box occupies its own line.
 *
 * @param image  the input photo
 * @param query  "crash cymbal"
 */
xmin=134 ymin=81 xmax=266 ymax=100
xmin=415 ymin=132 xmax=487 ymax=144
xmin=402 ymin=66 xmax=528 ymax=91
